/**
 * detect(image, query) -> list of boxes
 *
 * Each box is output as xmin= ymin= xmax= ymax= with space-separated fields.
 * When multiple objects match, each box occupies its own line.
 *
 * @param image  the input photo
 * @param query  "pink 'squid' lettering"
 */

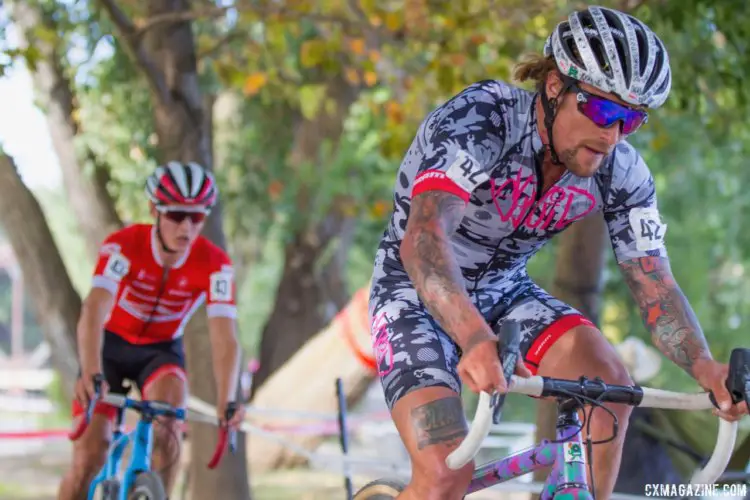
xmin=490 ymin=172 xmax=596 ymax=231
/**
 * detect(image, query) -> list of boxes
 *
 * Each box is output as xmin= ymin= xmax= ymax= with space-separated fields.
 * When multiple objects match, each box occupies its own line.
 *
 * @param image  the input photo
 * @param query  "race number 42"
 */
xmin=629 ymin=207 xmax=667 ymax=252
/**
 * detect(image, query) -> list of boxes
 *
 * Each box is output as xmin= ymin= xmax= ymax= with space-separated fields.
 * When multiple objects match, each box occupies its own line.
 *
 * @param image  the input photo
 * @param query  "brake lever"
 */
xmin=492 ymin=321 xmax=521 ymax=425
xmin=708 ymin=348 xmax=750 ymax=414
xmin=69 ymin=373 xmax=105 ymax=441
xmin=225 ymin=402 xmax=238 ymax=453
xmin=207 ymin=402 xmax=239 ymax=469
xmin=87 ymin=374 xmax=105 ymax=421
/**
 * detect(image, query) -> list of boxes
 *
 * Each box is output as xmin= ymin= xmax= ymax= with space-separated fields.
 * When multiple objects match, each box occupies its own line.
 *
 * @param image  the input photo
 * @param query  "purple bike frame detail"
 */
xmin=466 ymin=417 xmax=593 ymax=499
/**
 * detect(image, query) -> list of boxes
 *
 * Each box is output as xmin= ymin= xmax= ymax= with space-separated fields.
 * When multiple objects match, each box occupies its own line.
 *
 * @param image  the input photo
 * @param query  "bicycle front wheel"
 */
xmin=127 ymin=472 xmax=167 ymax=500
xmin=353 ymin=478 xmax=406 ymax=499
xmin=94 ymin=479 xmax=120 ymax=500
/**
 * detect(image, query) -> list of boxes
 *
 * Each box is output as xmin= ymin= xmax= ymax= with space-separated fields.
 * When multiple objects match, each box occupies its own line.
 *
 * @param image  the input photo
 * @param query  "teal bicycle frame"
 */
xmin=69 ymin=376 xmax=237 ymax=500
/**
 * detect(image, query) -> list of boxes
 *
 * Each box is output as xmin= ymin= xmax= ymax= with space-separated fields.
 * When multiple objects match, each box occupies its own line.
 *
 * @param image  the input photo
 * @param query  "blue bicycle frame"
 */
xmin=86 ymin=397 xmax=186 ymax=500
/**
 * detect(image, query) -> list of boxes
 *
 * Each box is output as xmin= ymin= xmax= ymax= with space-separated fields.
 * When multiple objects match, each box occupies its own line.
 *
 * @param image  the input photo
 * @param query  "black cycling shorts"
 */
xmin=71 ymin=330 xmax=186 ymax=419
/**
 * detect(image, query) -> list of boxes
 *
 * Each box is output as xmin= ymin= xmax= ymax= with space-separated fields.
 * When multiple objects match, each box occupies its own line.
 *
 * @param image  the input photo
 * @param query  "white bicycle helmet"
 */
xmin=145 ymin=161 xmax=218 ymax=254
xmin=145 ymin=161 xmax=218 ymax=212
xmin=543 ymin=5 xmax=672 ymax=109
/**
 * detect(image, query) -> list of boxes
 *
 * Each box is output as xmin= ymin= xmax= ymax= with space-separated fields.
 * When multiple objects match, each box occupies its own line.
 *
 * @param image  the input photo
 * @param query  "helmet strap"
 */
xmin=540 ymin=76 xmax=576 ymax=166
xmin=155 ymin=213 xmax=178 ymax=255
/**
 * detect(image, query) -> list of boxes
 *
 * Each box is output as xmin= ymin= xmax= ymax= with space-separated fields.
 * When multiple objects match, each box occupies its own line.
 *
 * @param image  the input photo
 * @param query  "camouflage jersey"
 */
xmin=369 ymin=79 xmax=668 ymax=322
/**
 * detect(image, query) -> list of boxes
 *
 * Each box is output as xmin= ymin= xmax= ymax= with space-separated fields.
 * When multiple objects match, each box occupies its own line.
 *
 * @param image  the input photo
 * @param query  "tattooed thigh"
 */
xmin=411 ymin=395 xmax=468 ymax=450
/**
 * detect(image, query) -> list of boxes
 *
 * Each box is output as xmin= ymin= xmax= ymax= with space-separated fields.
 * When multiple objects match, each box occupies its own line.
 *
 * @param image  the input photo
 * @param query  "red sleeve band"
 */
xmin=411 ymin=170 xmax=470 ymax=203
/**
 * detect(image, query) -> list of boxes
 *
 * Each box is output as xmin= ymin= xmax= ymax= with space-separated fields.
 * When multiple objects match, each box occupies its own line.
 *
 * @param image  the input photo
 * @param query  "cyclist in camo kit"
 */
xmin=368 ymin=6 xmax=748 ymax=499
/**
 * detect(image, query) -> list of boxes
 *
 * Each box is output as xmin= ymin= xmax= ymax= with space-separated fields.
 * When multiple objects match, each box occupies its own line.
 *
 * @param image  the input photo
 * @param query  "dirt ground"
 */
xmin=0 ymin=441 xmax=529 ymax=500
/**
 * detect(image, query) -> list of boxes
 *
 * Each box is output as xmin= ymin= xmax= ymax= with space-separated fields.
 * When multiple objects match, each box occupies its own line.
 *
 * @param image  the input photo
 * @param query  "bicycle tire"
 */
xmin=353 ymin=478 xmax=406 ymax=499
xmin=127 ymin=471 xmax=167 ymax=500
xmin=95 ymin=479 xmax=120 ymax=500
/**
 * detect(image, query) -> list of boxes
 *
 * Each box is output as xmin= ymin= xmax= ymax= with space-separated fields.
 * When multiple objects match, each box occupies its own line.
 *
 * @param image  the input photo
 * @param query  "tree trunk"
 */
xmin=0 ymin=154 xmax=79 ymax=400
xmin=251 ymin=214 xmax=355 ymax=393
xmin=97 ymin=0 xmax=249 ymax=497
xmin=9 ymin=0 xmax=122 ymax=257
xmin=532 ymin=212 xmax=609 ymax=493
xmin=550 ymin=213 xmax=608 ymax=324
xmin=247 ymin=286 xmax=375 ymax=472
xmin=142 ymin=2 xmax=247 ymax=499
xmin=251 ymin=78 xmax=358 ymax=393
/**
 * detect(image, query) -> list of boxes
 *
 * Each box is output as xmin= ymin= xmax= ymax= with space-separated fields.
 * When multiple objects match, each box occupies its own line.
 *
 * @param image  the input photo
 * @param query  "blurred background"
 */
xmin=0 ymin=0 xmax=748 ymax=498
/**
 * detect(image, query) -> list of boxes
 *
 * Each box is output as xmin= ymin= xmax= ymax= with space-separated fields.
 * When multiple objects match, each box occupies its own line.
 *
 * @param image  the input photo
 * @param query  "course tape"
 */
xmin=0 ymin=396 xmax=391 ymax=440
xmin=0 ymin=429 xmax=70 ymax=439
xmin=334 ymin=287 xmax=377 ymax=373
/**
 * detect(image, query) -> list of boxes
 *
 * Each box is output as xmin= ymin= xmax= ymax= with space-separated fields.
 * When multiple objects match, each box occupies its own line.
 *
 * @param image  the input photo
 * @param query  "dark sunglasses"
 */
xmin=162 ymin=210 xmax=206 ymax=224
xmin=572 ymin=84 xmax=648 ymax=135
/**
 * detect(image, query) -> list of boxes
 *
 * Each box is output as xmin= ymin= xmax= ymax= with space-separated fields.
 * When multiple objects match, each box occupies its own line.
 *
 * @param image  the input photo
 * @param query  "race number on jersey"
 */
xmin=445 ymin=149 xmax=490 ymax=193
xmin=210 ymin=271 xmax=234 ymax=302
xmin=103 ymin=252 xmax=130 ymax=281
xmin=629 ymin=207 xmax=667 ymax=252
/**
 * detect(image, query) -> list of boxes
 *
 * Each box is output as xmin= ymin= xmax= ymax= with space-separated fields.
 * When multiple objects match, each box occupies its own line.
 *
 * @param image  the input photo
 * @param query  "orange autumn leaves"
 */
xmin=243 ymin=72 xmax=268 ymax=96
xmin=342 ymin=38 xmax=379 ymax=87
xmin=241 ymin=36 xmax=380 ymax=97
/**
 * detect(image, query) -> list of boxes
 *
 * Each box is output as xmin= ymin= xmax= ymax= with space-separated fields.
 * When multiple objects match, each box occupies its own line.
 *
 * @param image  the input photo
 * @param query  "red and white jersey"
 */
xmin=91 ymin=223 xmax=237 ymax=344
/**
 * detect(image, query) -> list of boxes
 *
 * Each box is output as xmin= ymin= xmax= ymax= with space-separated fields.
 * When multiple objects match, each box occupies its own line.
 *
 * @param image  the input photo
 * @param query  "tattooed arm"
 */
xmin=400 ymin=191 xmax=494 ymax=352
xmin=619 ymin=256 xmax=712 ymax=378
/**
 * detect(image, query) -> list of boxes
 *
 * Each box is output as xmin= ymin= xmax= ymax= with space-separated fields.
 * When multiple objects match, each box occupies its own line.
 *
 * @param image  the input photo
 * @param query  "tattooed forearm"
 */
xmin=401 ymin=191 xmax=493 ymax=350
xmin=411 ymin=396 xmax=468 ymax=450
xmin=620 ymin=256 xmax=711 ymax=377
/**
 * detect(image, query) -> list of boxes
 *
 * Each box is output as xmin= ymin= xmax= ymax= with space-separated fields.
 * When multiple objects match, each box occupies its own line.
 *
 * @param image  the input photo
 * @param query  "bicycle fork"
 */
xmin=88 ymin=409 xmax=130 ymax=499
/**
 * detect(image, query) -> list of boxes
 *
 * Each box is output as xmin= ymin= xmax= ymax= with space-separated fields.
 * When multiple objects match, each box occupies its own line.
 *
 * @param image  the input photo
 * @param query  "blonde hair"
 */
xmin=513 ymin=53 xmax=559 ymax=93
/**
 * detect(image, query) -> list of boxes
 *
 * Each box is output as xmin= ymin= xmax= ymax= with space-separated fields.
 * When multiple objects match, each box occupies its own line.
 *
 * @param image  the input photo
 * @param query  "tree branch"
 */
xmin=194 ymin=6 xmax=367 ymax=61
xmin=198 ymin=29 xmax=244 ymax=60
xmin=132 ymin=1 xmax=364 ymax=37
xmin=134 ymin=4 xmax=235 ymax=36
xmin=96 ymin=0 xmax=168 ymax=102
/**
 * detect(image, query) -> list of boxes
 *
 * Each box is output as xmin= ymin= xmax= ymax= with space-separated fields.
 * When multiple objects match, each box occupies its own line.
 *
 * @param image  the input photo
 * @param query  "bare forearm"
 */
xmin=620 ymin=256 xmax=712 ymax=377
xmin=212 ymin=334 xmax=241 ymax=407
xmin=401 ymin=192 xmax=492 ymax=351
xmin=77 ymin=295 xmax=110 ymax=375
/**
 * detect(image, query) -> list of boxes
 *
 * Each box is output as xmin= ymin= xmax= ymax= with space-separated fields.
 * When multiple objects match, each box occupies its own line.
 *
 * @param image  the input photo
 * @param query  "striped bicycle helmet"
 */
xmin=543 ymin=5 xmax=672 ymax=109
xmin=145 ymin=161 xmax=218 ymax=212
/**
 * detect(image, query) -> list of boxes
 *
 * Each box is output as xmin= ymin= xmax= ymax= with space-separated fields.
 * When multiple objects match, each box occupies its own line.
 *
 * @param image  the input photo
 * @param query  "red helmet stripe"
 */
xmin=147 ymin=162 xmax=218 ymax=209
xmin=159 ymin=173 xmax=186 ymax=202
xmin=194 ymin=180 xmax=215 ymax=205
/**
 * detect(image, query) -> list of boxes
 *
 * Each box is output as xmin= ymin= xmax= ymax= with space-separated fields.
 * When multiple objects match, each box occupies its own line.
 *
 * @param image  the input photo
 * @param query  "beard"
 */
xmin=559 ymin=144 xmax=608 ymax=177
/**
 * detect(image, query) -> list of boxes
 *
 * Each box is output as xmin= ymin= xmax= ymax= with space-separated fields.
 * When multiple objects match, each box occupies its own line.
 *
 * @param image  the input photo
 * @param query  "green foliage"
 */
xmin=638 ymin=0 xmax=750 ymax=123
xmin=601 ymin=109 xmax=750 ymax=391
xmin=74 ymin=41 xmax=158 ymax=224
xmin=6 ymin=0 xmax=750 ymax=400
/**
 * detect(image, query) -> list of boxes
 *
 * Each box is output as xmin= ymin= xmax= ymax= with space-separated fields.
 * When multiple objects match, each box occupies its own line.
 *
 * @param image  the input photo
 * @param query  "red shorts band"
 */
xmin=142 ymin=364 xmax=187 ymax=397
xmin=523 ymin=314 xmax=595 ymax=375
